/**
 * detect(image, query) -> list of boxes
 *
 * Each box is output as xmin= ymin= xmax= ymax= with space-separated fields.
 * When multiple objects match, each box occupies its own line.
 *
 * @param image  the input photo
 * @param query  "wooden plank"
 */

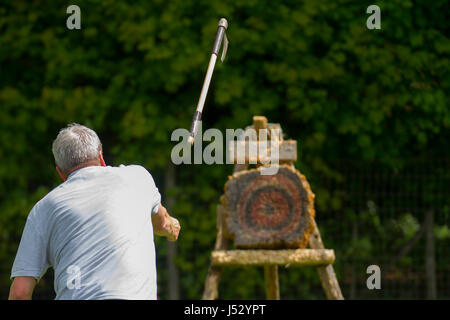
xmin=253 ymin=116 xmax=268 ymax=136
xmin=264 ymin=266 xmax=280 ymax=300
xmin=309 ymin=219 xmax=344 ymax=300
xmin=211 ymin=249 xmax=335 ymax=267
xmin=228 ymin=140 xmax=297 ymax=163
xmin=202 ymin=205 xmax=229 ymax=300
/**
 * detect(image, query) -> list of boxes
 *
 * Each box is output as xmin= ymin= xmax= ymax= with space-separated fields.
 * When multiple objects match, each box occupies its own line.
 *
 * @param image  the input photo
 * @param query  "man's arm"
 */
xmin=152 ymin=205 xmax=180 ymax=242
xmin=8 ymin=276 xmax=37 ymax=300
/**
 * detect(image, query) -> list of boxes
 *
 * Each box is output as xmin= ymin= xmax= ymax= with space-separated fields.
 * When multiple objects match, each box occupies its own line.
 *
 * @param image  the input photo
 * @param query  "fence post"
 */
xmin=425 ymin=210 xmax=437 ymax=299
xmin=165 ymin=162 xmax=180 ymax=300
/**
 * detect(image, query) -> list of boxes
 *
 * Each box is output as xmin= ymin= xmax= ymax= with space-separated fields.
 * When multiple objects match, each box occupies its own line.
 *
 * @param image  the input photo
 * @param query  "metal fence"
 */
xmin=312 ymin=158 xmax=450 ymax=299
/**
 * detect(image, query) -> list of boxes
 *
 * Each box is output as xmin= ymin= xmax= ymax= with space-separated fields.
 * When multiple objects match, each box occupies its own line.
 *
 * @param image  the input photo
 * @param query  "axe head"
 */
xmin=218 ymin=18 xmax=228 ymax=30
xmin=213 ymin=18 xmax=229 ymax=62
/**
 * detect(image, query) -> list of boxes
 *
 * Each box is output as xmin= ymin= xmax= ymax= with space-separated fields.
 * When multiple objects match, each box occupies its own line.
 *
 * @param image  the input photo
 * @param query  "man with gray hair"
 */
xmin=8 ymin=123 xmax=180 ymax=300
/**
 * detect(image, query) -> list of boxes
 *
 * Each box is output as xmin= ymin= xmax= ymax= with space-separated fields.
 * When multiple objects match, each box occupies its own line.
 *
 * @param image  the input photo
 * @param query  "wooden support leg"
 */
xmin=264 ymin=266 xmax=280 ymax=300
xmin=309 ymin=219 xmax=344 ymax=300
xmin=203 ymin=265 xmax=223 ymax=300
xmin=202 ymin=205 xmax=228 ymax=300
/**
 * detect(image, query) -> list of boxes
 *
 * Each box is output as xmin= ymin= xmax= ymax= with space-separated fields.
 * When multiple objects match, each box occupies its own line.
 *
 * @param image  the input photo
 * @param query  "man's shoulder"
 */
xmin=26 ymin=188 xmax=59 ymax=223
xmin=114 ymin=164 xmax=156 ymax=184
xmin=116 ymin=164 xmax=151 ymax=176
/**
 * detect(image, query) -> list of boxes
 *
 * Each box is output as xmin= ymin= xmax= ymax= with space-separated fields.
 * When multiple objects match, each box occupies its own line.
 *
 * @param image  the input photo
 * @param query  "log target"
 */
xmin=223 ymin=165 xmax=315 ymax=249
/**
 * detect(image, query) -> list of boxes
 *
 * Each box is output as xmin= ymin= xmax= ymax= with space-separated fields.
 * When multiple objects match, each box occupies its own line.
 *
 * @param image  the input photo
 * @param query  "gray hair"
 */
xmin=52 ymin=123 xmax=102 ymax=175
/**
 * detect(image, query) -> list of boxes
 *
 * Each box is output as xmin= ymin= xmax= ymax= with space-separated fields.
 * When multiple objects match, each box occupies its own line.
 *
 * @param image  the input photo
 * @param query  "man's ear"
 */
xmin=99 ymin=151 xmax=106 ymax=167
xmin=56 ymin=166 xmax=67 ymax=181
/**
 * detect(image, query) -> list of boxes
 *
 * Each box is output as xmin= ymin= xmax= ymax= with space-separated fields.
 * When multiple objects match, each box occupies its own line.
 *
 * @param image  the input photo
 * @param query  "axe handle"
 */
xmin=188 ymin=54 xmax=217 ymax=145
xmin=188 ymin=18 xmax=228 ymax=145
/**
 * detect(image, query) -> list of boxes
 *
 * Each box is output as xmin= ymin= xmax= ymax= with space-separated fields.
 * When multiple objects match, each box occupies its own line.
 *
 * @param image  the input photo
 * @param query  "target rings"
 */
xmin=223 ymin=165 xmax=315 ymax=249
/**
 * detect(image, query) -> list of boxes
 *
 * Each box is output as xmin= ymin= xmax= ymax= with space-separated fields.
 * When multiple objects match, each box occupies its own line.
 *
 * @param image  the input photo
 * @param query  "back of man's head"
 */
xmin=52 ymin=123 xmax=102 ymax=176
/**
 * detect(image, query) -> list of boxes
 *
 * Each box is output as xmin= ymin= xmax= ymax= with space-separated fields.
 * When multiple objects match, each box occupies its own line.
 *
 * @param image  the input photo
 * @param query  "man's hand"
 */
xmin=152 ymin=205 xmax=181 ymax=241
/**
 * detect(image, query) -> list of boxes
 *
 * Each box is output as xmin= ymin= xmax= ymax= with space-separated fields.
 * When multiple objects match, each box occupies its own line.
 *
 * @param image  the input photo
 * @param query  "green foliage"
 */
xmin=0 ymin=0 xmax=449 ymax=299
xmin=434 ymin=225 xmax=450 ymax=240
xmin=396 ymin=214 xmax=421 ymax=239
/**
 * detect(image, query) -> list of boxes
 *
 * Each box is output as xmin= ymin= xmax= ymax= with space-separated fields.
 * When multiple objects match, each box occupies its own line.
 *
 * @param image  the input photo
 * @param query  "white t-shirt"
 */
xmin=11 ymin=165 xmax=161 ymax=300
